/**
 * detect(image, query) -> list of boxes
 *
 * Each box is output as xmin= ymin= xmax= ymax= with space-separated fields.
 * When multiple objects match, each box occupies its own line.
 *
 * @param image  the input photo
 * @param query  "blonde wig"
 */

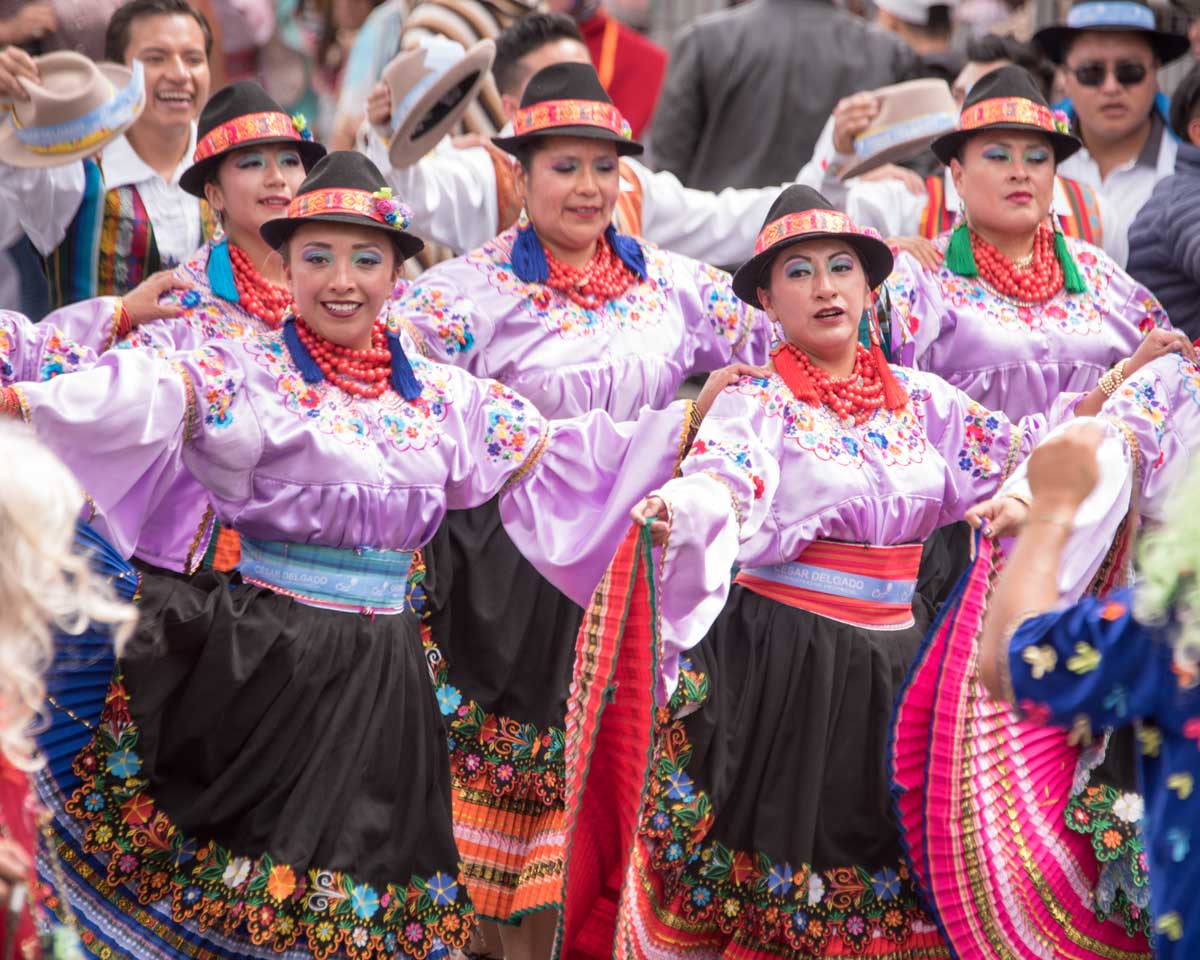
xmin=1135 ymin=453 xmax=1200 ymax=682
xmin=0 ymin=421 xmax=135 ymax=771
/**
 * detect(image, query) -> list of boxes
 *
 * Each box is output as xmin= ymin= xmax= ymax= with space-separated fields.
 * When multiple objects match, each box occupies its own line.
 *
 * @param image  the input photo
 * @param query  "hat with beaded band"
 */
xmin=731 ymin=185 xmax=894 ymax=308
xmin=260 ymin=151 xmax=425 ymax=261
xmin=492 ymin=61 xmax=643 ymax=157
xmin=180 ymin=80 xmax=326 ymax=198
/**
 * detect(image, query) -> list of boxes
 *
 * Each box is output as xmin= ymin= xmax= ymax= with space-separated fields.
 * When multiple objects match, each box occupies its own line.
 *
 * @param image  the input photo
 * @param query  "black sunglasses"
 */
xmin=1068 ymin=61 xmax=1150 ymax=87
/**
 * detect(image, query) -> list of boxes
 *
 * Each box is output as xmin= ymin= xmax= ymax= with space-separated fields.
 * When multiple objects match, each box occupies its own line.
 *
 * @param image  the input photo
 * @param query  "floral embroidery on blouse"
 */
xmin=192 ymin=346 xmax=236 ymax=429
xmin=953 ymin=399 xmax=1005 ymax=479
xmin=0 ymin=316 xmax=15 ymax=381
xmin=481 ymin=381 xmax=536 ymax=464
xmin=402 ymin=285 xmax=475 ymax=357
xmin=888 ymin=237 xmax=1167 ymax=343
xmin=466 ymin=229 xmax=676 ymax=341
xmin=697 ymin=261 xmax=752 ymax=349
xmin=731 ymin=374 xmax=927 ymax=469
xmin=1179 ymin=358 xmax=1200 ymax=410
xmin=118 ymin=284 xmax=262 ymax=355
xmin=244 ymin=335 xmax=451 ymax=453
xmin=39 ymin=328 xmax=93 ymax=381
xmin=690 ymin=438 xmax=765 ymax=499
xmin=1116 ymin=376 xmax=1171 ymax=446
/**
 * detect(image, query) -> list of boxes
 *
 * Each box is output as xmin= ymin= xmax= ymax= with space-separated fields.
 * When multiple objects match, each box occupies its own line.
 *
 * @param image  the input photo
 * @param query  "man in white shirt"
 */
xmin=1033 ymin=0 xmax=1190 ymax=266
xmin=0 ymin=0 xmax=212 ymax=309
xmin=363 ymin=11 xmax=795 ymax=268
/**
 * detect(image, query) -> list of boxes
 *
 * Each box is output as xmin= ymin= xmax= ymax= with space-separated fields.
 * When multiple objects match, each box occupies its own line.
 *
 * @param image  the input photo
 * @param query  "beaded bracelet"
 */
xmin=1097 ymin=358 xmax=1129 ymax=398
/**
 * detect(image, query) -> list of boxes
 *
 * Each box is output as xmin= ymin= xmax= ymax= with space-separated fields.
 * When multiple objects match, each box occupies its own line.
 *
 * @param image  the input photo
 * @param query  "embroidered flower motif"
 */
xmin=105 ymin=747 xmax=141 ymax=779
xmin=350 ymin=883 xmax=380 ymax=920
xmin=766 ymin=863 xmax=793 ymax=896
xmin=807 ymin=874 xmax=826 ymax=905
xmin=222 ymin=857 xmax=252 ymax=889
xmin=871 ymin=867 xmax=900 ymax=901
xmin=266 ymin=864 xmax=297 ymax=901
xmin=436 ymin=684 xmax=462 ymax=716
xmin=665 ymin=770 xmax=694 ymax=800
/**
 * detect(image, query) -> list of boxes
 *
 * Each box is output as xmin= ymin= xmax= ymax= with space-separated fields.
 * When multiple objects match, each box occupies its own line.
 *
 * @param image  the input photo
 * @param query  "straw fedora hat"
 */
xmin=0 ymin=51 xmax=144 ymax=168
xmin=375 ymin=34 xmax=495 ymax=169
xmin=840 ymin=78 xmax=958 ymax=180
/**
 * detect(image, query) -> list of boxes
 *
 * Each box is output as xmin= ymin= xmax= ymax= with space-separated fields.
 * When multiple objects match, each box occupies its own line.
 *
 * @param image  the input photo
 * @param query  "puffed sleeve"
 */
xmin=435 ymin=360 xmax=698 ymax=604
xmin=3 ymin=343 xmax=255 ymax=557
xmin=388 ymin=269 xmax=496 ymax=372
xmin=884 ymin=253 xmax=945 ymax=369
xmin=500 ymin=400 xmax=699 ymax=607
xmin=1008 ymin=587 xmax=1167 ymax=728
xmin=649 ymin=380 xmax=783 ymax=700
xmin=0 ymin=311 xmax=99 ymax=384
xmin=913 ymin=371 xmax=1046 ymax=523
xmin=678 ymin=255 xmax=772 ymax=368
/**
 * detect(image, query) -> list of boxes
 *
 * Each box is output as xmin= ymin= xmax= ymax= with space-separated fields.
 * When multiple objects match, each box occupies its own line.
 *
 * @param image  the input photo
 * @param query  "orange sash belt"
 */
xmin=734 ymin=540 xmax=923 ymax=629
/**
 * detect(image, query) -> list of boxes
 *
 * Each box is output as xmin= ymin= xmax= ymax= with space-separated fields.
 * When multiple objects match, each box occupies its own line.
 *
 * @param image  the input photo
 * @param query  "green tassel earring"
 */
xmin=944 ymin=219 xmax=977 ymax=277
xmin=1054 ymin=227 xmax=1087 ymax=294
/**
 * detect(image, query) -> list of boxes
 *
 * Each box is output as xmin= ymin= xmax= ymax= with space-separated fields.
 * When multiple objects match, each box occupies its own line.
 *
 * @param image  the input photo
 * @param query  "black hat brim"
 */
xmin=260 ymin=210 xmax=425 ymax=261
xmin=492 ymin=123 xmax=644 ymax=157
xmin=180 ymin=137 xmax=328 ymax=198
xmin=930 ymin=123 xmax=1081 ymax=165
xmin=1033 ymin=24 xmax=1191 ymax=65
xmin=731 ymin=232 xmax=894 ymax=308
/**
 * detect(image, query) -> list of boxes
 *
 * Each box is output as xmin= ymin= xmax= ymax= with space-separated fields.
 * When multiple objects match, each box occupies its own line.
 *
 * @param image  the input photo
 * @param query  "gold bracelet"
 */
xmin=1006 ymin=492 xmax=1032 ymax=509
xmin=1097 ymin=358 xmax=1129 ymax=398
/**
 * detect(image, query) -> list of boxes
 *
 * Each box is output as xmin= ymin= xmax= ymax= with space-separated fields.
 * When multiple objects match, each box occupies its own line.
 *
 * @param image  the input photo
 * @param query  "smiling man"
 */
xmin=1033 ymin=0 xmax=1190 ymax=266
xmin=0 ymin=0 xmax=213 ymax=309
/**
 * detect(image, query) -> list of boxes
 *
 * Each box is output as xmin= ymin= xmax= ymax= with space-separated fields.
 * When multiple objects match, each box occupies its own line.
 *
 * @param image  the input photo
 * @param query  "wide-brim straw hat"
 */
xmin=492 ymin=61 xmax=643 ymax=157
xmin=179 ymin=80 xmax=326 ymax=197
xmin=841 ymin=78 xmax=958 ymax=180
xmin=731 ymin=185 xmax=894 ymax=308
xmin=1034 ymin=0 xmax=1190 ymax=65
xmin=930 ymin=64 xmax=1080 ymax=165
xmin=0 ymin=51 xmax=144 ymax=168
xmin=375 ymin=35 xmax=495 ymax=169
xmin=259 ymin=150 xmax=425 ymax=261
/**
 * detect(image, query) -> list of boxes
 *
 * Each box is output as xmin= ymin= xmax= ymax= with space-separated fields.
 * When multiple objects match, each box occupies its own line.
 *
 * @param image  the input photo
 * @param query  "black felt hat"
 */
xmin=259 ymin=151 xmax=425 ymax=261
xmin=492 ymin=61 xmax=643 ymax=157
xmin=929 ymin=64 xmax=1081 ymax=165
xmin=1034 ymin=0 xmax=1189 ymax=65
xmin=180 ymin=80 xmax=327 ymax=198
xmin=731 ymin=185 xmax=894 ymax=308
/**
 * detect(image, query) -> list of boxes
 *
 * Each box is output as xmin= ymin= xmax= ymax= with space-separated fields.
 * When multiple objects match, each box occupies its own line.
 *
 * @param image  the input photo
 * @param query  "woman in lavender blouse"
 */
xmin=386 ymin=61 xmax=770 ymax=953
xmin=0 ymin=152 xmax=701 ymax=960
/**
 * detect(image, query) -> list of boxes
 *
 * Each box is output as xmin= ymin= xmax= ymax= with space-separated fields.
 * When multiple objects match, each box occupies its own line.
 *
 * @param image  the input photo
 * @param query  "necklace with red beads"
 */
xmin=543 ymin=237 xmax=634 ymax=310
xmin=971 ymin=221 xmax=1063 ymax=304
xmin=294 ymin=316 xmax=393 ymax=398
xmin=230 ymin=243 xmax=293 ymax=328
xmin=774 ymin=342 xmax=887 ymax=425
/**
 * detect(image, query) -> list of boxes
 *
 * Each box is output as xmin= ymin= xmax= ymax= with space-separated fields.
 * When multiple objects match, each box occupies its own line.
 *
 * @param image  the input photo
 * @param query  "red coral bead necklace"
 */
xmin=294 ymin=315 xmax=393 ymax=398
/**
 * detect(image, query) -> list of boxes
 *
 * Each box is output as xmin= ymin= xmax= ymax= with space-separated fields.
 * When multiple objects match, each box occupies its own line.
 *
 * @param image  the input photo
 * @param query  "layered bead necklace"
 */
xmin=543 ymin=237 xmax=634 ymax=310
xmin=230 ymin=244 xmax=293 ymax=328
xmin=773 ymin=342 xmax=888 ymax=425
xmin=971 ymin=221 xmax=1063 ymax=303
xmin=294 ymin=316 xmax=393 ymax=398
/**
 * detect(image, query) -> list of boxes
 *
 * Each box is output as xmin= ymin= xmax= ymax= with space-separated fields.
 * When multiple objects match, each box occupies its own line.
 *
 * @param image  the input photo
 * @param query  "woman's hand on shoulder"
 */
xmin=695 ymin=363 xmax=771 ymax=418
xmin=887 ymin=235 xmax=943 ymax=272
xmin=122 ymin=270 xmax=196 ymax=327
xmin=1126 ymin=328 xmax=1196 ymax=378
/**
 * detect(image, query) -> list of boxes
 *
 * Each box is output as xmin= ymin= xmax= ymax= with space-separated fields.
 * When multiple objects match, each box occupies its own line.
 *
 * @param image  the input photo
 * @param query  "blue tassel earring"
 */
xmin=283 ymin=318 xmax=323 ymax=384
xmin=510 ymin=206 xmax=549 ymax=284
xmin=606 ymin=224 xmax=647 ymax=280
xmin=207 ymin=220 xmax=240 ymax=303
xmin=386 ymin=332 xmax=423 ymax=401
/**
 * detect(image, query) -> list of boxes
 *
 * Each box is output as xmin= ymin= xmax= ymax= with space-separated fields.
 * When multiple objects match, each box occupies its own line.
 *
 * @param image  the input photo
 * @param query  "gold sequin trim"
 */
xmin=672 ymin=400 xmax=701 ymax=476
xmin=500 ymin=423 xmax=551 ymax=492
xmin=103 ymin=299 xmax=125 ymax=352
xmin=702 ymin=469 xmax=744 ymax=532
xmin=183 ymin=503 xmax=215 ymax=575
xmin=170 ymin=361 xmax=198 ymax=443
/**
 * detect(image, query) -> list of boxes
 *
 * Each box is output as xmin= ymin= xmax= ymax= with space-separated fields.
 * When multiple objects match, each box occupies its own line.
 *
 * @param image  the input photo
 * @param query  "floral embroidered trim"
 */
xmin=673 ymin=401 xmax=701 ymax=475
xmin=66 ymin=677 xmax=474 ymax=960
xmin=1064 ymin=784 xmax=1151 ymax=937
xmin=183 ymin=504 xmax=217 ymax=576
xmin=512 ymin=99 xmax=632 ymax=141
xmin=957 ymin=401 xmax=1005 ymax=479
xmin=999 ymin=418 xmax=1025 ymax=483
xmin=959 ymin=97 xmax=1056 ymax=134
xmin=640 ymin=660 xmax=934 ymax=955
xmin=287 ymin=189 xmax=413 ymax=231
xmin=192 ymin=111 xmax=304 ymax=163
xmin=425 ymin=636 xmax=565 ymax=808
xmin=103 ymin=299 xmax=127 ymax=352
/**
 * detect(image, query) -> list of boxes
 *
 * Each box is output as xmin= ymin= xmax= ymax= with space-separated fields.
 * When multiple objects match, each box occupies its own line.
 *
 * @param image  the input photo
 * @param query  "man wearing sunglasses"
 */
xmin=1033 ymin=0 xmax=1190 ymax=267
